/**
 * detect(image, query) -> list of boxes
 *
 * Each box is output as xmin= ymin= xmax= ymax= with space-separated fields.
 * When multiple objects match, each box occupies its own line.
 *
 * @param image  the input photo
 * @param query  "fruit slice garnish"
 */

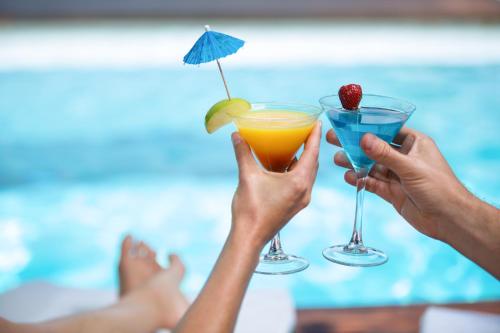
xmin=339 ymin=84 xmax=362 ymax=110
xmin=205 ymin=98 xmax=251 ymax=133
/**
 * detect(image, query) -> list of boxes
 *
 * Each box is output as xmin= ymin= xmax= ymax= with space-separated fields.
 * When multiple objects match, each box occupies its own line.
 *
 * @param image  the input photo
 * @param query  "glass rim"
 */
xmin=319 ymin=94 xmax=416 ymax=115
xmin=232 ymin=101 xmax=323 ymax=122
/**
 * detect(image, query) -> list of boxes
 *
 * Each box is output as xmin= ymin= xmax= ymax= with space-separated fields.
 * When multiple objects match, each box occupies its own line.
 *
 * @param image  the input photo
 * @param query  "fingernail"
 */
xmin=363 ymin=133 xmax=375 ymax=151
xmin=231 ymin=133 xmax=241 ymax=145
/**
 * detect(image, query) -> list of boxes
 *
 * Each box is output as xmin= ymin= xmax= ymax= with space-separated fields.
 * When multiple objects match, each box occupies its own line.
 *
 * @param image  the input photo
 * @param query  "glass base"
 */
xmin=322 ymin=244 xmax=388 ymax=267
xmin=255 ymin=253 xmax=309 ymax=275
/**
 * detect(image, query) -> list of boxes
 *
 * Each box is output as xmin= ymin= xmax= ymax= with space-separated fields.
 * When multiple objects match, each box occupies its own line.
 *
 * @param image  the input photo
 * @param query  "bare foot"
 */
xmin=118 ymin=235 xmax=190 ymax=329
xmin=119 ymin=235 xmax=161 ymax=296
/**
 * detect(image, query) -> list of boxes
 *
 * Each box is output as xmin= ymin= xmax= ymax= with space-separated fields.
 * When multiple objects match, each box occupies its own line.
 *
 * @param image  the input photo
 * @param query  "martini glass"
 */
xmin=319 ymin=94 xmax=415 ymax=267
xmin=233 ymin=102 xmax=323 ymax=274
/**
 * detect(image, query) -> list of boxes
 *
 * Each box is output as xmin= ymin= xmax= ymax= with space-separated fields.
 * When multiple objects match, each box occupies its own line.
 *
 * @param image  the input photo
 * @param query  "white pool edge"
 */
xmin=1 ymin=21 xmax=500 ymax=69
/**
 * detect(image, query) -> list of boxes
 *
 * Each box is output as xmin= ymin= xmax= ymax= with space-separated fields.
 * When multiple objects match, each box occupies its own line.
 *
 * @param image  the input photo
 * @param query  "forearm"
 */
xmin=1 ymin=291 xmax=161 ymax=333
xmin=174 ymin=226 xmax=261 ymax=333
xmin=442 ymin=192 xmax=500 ymax=278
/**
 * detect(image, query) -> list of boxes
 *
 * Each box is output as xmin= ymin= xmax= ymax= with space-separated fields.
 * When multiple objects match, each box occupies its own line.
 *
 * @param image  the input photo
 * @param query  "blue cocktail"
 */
xmin=320 ymin=94 xmax=415 ymax=267
xmin=329 ymin=107 xmax=408 ymax=173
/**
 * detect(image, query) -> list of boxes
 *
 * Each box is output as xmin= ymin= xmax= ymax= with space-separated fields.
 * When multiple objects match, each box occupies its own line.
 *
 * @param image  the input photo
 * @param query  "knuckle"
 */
xmin=238 ymin=174 xmax=249 ymax=186
xmin=301 ymin=192 xmax=312 ymax=208
xmin=291 ymin=176 xmax=306 ymax=193
xmin=311 ymin=146 xmax=320 ymax=158
xmin=378 ymin=141 xmax=392 ymax=160
xmin=366 ymin=177 xmax=376 ymax=192
xmin=418 ymin=133 xmax=434 ymax=145
xmin=239 ymin=172 xmax=256 ymax=187
xmin=289 ymin=176 xmax=309 ymax=203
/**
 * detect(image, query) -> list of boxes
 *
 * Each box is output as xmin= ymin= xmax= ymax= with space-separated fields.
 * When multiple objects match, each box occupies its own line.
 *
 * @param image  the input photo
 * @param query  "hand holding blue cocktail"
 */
xmin=320 ymin=85 xmax=415 ymax=266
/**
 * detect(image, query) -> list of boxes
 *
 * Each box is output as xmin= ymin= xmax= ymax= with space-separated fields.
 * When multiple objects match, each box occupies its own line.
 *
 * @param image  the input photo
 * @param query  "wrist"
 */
xmin=228 ymin=218 xmax=267 ymax=255
xmin=439 ymin=188 xmax=490 ymax=245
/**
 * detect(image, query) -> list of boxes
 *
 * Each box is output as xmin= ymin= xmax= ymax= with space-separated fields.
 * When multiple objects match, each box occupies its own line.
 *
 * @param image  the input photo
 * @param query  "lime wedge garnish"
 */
xmin=205 ymin=98 xmax=251 ymax=133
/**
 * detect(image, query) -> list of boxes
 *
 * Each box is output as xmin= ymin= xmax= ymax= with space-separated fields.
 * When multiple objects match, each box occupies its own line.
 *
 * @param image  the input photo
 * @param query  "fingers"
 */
xmin=371 ymin=164 xmax=398 ymax=182
xmin=326 ymin=129 xmax=341 ymax=147
xmin=232 ymin=132 xmax=258 ymax=178
xmin=287 ymin=157 xmax=298 ymax=171
xmin=344 ymin=170 xmax=356 ymax=186
xmin=393 ymin=127 xmax=411 ymax=145
xmin=310 ymin=159 xmax=320 ymax=185
xmin=327 ymin=124 xmax=418 ymax=148
xmin=361 ymin=133 xmax=411 ymax=175
xmin=295 ymin=121 xmax=321 ymax=172
xmin=344 ymin=170 xmax=394 ymax=204
xmin=334 ymin=151 xmax=352 ymax=169
xmin=393 ymin=126 xmax=419 ymax=146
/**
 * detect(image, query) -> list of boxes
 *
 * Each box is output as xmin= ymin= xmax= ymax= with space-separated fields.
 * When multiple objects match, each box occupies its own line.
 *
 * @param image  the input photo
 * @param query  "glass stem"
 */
xmin=348 ymin=172 xmax=367 ymax=250
xmin=265 ymin=166 xmax=289 ymax=258
xmin=267 ymin=232 xmax=284 ymax=256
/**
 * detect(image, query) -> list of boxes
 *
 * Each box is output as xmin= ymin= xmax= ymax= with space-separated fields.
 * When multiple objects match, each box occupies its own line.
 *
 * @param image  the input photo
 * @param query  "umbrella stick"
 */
xmin=204 ymin=25 xmax=232 ymax=100
xmin=216 ymin=59 xmax=231 ymax=100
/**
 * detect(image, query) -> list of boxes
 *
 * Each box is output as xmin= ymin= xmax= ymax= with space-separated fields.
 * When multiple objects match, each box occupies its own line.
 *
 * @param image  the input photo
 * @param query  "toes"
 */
xmin=137 ymin=241 xmax=149 ymax=259
xmin=120 ymin=235 xmax=133 ymax=262
xmin=121 ymin=234 xmax=133 ymax=253
xmin=138 ymin=242 xmax=159 ymax=262
xmin=167 ymin=254 xmax=186 ymax=282
xmin=148 ymin=249 xmax=157 ymax=261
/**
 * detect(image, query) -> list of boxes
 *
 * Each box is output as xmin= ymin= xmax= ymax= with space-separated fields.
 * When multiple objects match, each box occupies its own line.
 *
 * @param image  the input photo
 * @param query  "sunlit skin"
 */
xmin=327 ymin=127 xmax=500 ymax=278
xmin=236 ymin=110 xmax=315 ymax=172
xmin=174 ymin=124 xmax=498 ymax=333
xmin=174 ymin=122 xmax=322 ymax=333
xmin=0 ymin=237 xmax=189 ymax=333
xmin=2 ymin=122 xmax=498 ymax=333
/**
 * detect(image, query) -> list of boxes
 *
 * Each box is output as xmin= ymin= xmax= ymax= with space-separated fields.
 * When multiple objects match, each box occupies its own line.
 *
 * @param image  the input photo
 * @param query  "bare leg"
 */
xmin=0 ymin=235 xmax=190 ymax=333
xmin=118 ymin=235 xmax=190 ymax=327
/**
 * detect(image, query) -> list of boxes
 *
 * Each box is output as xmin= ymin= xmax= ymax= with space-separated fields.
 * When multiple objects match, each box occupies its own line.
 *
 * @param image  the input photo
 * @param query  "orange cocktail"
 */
xmin=236 ymin=110 xmax=315 ymax=172
xmin=232 ymin=102 xmax=322 ymax=275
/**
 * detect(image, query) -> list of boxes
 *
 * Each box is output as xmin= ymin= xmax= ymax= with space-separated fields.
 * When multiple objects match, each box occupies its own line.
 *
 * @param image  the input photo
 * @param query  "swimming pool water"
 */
xmin=1 ymin=65 xmax=499 ymax=308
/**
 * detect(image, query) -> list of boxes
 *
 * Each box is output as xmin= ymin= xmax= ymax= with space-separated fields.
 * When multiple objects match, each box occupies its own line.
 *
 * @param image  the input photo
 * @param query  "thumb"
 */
xmin=232 ymin=132 xmax=257 ymax=178
xmin=361 ymin=133 xmax=411 ymax=174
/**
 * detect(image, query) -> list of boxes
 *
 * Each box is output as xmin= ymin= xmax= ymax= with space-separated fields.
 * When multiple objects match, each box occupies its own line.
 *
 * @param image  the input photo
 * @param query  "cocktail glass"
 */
xmin=233 ymin=102 xmax=323 ymax=274
xmin=319 ymin=94 xmax=415 ymax=267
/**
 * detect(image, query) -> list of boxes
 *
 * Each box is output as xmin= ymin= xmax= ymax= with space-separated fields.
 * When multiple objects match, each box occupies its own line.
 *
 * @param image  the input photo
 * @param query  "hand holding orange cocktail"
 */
xmin=206 ymin=100 xmax=322 ymax=274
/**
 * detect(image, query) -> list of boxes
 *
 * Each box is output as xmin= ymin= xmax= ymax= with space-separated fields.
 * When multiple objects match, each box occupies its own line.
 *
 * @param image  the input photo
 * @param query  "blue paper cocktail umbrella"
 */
xmin=183 ymin=25 xmax=245 ymax=99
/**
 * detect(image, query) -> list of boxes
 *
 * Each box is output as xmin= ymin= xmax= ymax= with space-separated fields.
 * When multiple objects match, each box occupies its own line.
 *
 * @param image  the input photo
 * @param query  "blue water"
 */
xmin=1 ymin=66 xmax=499 ymax=308
xmin=328 ymin=107 xmax=407 ymax=171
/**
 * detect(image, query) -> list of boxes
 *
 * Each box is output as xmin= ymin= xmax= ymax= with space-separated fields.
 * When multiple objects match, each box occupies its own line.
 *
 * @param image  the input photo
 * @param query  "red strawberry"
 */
xmin=338 ymin=84 xmax=362 ymax=110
